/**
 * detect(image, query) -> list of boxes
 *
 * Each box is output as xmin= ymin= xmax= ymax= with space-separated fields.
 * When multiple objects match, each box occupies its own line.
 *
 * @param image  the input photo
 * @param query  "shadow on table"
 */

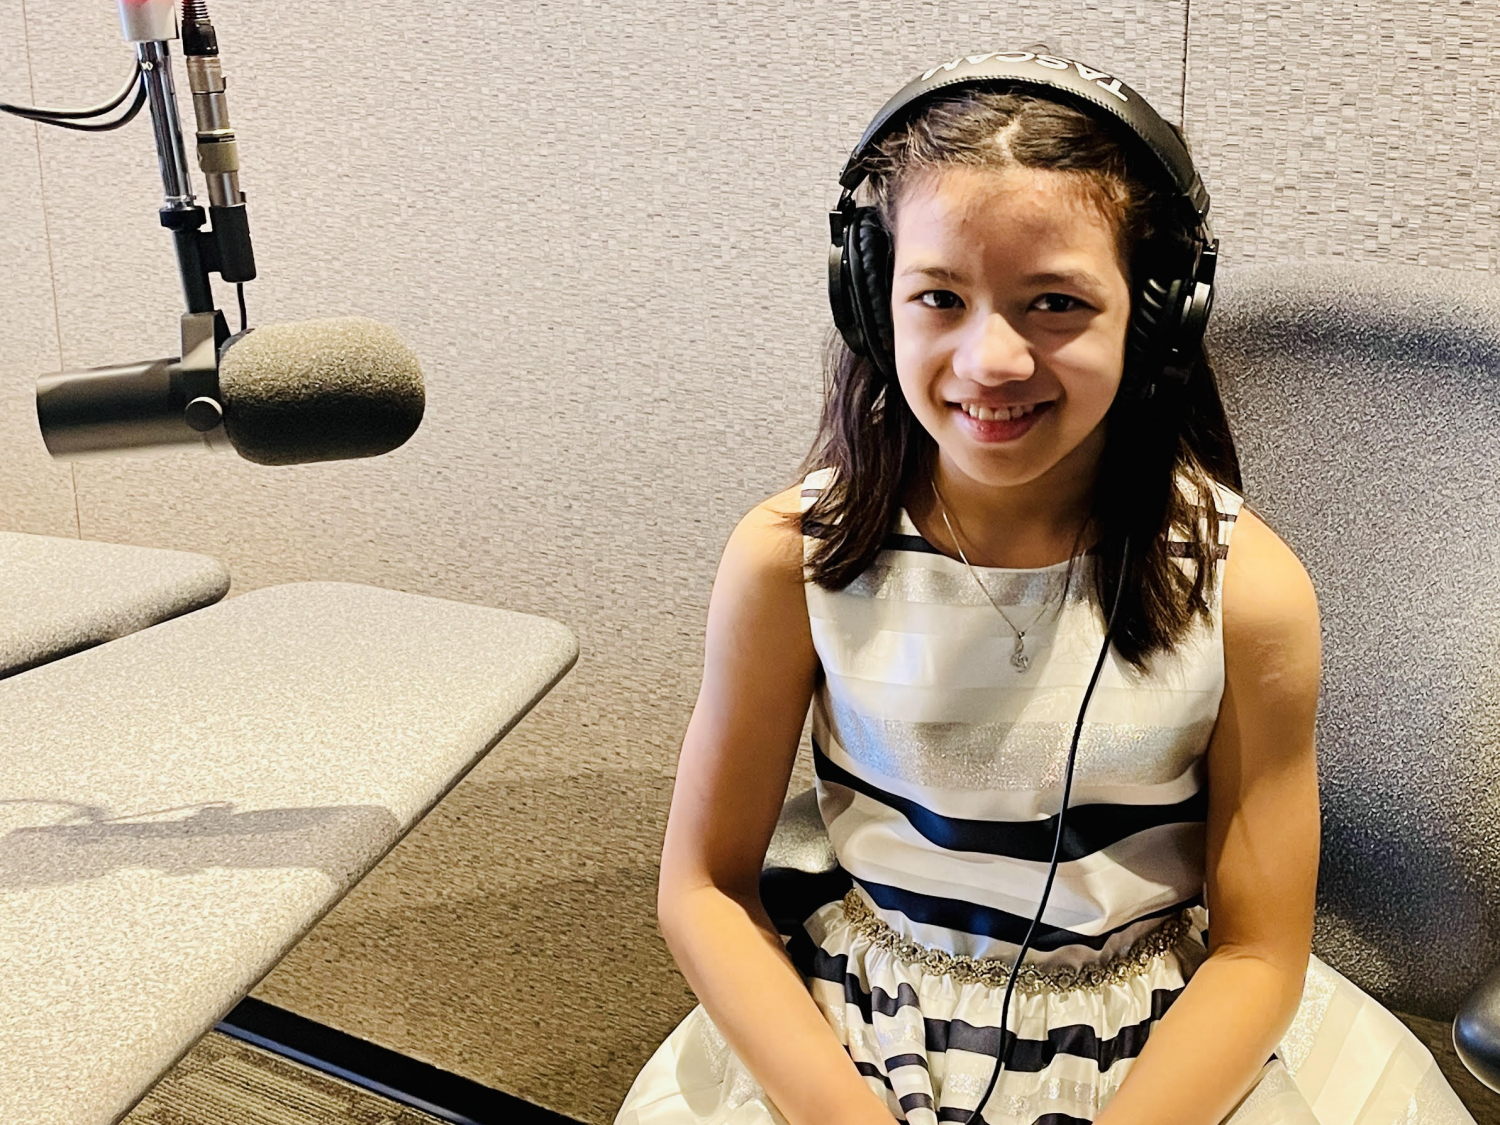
xmin=0 ymin=799 xmax=400 ymax=887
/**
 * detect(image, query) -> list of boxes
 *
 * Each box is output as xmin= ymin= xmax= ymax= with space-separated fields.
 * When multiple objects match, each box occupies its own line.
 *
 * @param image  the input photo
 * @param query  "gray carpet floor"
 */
xmin=123 ymin=1031 xmax=445 ymax=1125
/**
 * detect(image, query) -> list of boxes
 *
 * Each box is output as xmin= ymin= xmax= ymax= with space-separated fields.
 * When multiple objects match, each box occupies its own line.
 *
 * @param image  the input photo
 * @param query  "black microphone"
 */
xmin=36 ymin=314 xmax=426 ymax=465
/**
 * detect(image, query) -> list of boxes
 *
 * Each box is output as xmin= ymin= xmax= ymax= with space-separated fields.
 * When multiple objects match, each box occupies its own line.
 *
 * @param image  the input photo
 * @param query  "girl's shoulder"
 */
xmin=1219 ymin=505 xmax=1319 ymax=665
xmin=719 ymin=483 xmax=809 ymax=593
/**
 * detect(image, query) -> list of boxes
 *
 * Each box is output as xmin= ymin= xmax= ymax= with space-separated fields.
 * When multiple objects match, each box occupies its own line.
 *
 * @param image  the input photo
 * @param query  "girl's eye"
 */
xmin=1034 ymin=293 xmax=1087 ymax=313
xmin=917 ymin=290 xmax=962 ymax=310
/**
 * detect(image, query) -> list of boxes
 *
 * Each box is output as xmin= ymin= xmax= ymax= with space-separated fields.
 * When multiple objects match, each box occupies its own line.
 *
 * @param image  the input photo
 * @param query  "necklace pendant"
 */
xmin=1010 ymin=634 xmax=1030 ymax=672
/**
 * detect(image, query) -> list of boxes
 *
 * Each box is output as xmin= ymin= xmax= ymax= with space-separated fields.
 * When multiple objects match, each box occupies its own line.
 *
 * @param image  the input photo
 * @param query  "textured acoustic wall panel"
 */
xmin=1186 ymin=1 xmax=1500 ymax=268
xmin=0 ymin=4 xmax=82 ymax=536
xmin=13 ymin=3 xmax=1186 ymax=1121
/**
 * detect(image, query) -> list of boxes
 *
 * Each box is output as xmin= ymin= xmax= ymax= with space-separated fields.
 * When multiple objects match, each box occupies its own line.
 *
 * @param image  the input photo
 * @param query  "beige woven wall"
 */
xmin=1185 ymin=0 xmax=1500 ymax=267
xmin=0 ymin=3 xmax=78 ymax=536
xmin=3 ymin=1 xmax=1496 ymax=1121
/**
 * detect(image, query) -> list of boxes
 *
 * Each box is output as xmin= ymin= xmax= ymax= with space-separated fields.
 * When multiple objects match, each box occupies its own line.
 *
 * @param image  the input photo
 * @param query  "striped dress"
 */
xmin=615 ymin=470 xmax=1475 ymax=1125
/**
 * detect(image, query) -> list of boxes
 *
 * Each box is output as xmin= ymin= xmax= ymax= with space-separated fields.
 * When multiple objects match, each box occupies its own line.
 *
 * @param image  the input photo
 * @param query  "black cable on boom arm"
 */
xmin=1 ymin=63 xmax=145 ymax=132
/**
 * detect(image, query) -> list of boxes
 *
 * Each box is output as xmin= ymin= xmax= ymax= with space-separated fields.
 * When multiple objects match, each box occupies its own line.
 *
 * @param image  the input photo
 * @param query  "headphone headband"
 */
xmin=838 ymin=50 xmax=1210 ymax=232
xmin=829 ymin=50 xmax=1220 ymax=395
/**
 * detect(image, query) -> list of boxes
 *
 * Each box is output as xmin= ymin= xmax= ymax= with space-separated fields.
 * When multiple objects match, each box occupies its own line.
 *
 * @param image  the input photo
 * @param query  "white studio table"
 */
xmin=0 ymin=582 xmax=578 ymax=1124
xmin=0 ymin=532 xmax=230 ymax=677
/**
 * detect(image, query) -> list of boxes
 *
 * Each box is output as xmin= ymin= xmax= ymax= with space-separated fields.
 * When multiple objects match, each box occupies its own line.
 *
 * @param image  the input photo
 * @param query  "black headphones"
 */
xmin=828 ymin=49 xmax=1218 ymax=401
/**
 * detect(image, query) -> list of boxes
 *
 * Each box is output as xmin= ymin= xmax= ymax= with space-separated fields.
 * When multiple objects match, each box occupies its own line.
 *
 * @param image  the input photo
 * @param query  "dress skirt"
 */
xmin=614 ymin=894 xmax=1476 ymax=1125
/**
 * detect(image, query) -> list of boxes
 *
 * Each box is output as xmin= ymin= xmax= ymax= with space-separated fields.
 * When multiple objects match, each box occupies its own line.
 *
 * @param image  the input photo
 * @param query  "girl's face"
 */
xmin=890 ymin=164 xmax=1133 ymax=498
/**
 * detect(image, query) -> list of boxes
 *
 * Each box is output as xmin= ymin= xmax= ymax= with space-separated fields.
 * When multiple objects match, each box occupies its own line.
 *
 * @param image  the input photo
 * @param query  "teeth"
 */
xmin=963 ymin=402 xmax=1037 ymax=421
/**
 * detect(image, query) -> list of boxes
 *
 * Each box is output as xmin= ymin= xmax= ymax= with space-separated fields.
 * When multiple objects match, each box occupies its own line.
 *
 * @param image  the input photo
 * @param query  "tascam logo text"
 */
xmin=921 ymin=52 xmax=1128 ymax=103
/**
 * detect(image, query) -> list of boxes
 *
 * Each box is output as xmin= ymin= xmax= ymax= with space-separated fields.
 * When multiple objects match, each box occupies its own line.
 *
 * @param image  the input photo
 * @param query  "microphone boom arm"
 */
xmin=123 ymin=0 xmax=256 ymax=318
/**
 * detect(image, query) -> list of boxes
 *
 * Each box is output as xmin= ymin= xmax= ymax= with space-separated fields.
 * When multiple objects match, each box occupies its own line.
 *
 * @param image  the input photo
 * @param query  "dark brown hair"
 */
xmin=799 ymin=89 xmax=1242 ymax=670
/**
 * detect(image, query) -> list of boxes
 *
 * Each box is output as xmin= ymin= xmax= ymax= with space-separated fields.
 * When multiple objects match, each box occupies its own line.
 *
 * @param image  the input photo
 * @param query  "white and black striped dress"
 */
xmin=615 ymin=470 xmax=1475 ymax=1125
xmin=784 ymin=467 xmax=1230 ymax=1124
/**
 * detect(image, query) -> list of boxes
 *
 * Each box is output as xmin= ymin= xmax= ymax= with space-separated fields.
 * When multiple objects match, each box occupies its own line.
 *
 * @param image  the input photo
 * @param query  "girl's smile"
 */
xmin=951 ymin=397 xmax=1053 ymax=443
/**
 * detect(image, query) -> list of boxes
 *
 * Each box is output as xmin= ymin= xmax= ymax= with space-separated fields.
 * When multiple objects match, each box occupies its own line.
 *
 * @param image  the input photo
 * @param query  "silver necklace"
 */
xmin=931 ymin=481 xmax=1070 ymax=673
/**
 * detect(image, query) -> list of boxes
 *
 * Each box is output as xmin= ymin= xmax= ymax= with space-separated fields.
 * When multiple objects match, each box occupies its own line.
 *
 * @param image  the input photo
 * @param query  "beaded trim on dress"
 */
xmin=838 ymin=890 xmax=1194 ymax=994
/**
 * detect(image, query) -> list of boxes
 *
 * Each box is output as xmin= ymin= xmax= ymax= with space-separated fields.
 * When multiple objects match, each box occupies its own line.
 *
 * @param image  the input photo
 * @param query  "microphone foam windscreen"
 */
xmin=218 ymin=316 xmax=425 ymax=466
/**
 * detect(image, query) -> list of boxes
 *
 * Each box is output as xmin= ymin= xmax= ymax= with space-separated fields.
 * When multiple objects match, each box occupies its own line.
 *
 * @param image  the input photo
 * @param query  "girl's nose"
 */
xmin=953 ymin=311 xmax=1035 ymax=385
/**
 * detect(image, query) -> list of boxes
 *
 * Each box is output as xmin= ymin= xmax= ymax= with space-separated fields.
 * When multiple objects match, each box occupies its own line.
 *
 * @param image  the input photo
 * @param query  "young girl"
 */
xmin=616 ymin=53 xmax=1475 ymax=1125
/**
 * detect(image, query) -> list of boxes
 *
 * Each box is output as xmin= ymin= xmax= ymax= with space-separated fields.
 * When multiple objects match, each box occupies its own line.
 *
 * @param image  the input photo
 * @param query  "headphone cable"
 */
xmin=964 ymin=538 xmax=1131 ymax=1124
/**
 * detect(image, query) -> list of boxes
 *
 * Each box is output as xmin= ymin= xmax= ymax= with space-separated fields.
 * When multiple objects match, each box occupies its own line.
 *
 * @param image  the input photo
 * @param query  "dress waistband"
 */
xmin=838 ymin=890 xmax=1194 ymax=994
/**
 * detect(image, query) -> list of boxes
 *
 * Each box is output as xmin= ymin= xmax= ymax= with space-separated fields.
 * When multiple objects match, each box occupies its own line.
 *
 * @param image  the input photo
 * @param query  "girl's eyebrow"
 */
xmin=900 ymin=264 xmax=968 ymax=283
xmin=1024 ymin=269 xmax=1105 ymax=290
xmin=901 ymin=264 xmax=1107 ymax=293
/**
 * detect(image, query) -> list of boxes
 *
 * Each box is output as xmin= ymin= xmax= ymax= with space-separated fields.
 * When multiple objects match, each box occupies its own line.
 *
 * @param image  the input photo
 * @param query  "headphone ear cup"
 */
xmin=846 ymin=208 xmax=897 ymax=379
xmin=1126 ymin=275 xmax=1186 ymax=399
xmin=1175 ymin=279 xmax=1214 ymax=364
xmin=829 ymin=222 xmax=864 ymax=357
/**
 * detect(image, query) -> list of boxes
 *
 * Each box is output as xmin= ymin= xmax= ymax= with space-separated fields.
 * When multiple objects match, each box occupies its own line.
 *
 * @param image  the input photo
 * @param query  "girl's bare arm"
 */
xmin=1095 ymin=507 xmax=1322 ymax=1125
xmin=657 ymin=488 xmax=894 ymax=1125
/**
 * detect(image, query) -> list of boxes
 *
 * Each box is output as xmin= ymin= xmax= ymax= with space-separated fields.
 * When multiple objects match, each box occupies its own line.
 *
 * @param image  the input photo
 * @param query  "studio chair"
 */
xmin=1210 ymin=263 xmax=1500 ymax=1098
xmin=760 ymin=263 xmax=1500 ymax=1105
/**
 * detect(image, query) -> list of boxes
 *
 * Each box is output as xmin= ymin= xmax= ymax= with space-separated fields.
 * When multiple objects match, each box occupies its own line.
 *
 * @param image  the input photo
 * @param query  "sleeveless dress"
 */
xmin=615 ymin=470 xmax=1476 ymax=1125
